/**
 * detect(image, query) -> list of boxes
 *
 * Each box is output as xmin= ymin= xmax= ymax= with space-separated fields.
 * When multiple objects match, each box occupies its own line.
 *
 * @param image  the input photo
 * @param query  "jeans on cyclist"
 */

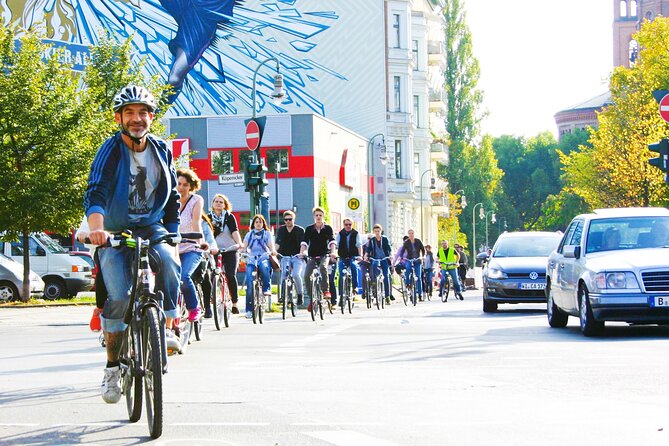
xmin=180 ymin=250 xmax=204 ymax=311
xmin=245 ymin=257 xmax=271 ymax=311
xmin=97 ymin=223 xmax=181 ymax=333
xmin=440 ymin=267 xmax=463 ymax=296
xmin=370 ymin=258 xmax=391 ymax=298
xmin=404 ymin=260 xmax=423 ymax=296
xmin=280 ymin=256 xmax=305 ymax=297
xmin=423 ymin=267 xmax=434 ymax=296
xmin=337 ymin=258 xmax=359 ymax=297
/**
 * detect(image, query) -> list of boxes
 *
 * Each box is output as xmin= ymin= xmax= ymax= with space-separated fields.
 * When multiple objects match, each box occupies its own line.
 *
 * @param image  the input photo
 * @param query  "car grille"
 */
xmin=642 ymin=271 xmax=669 ymax=292
xmin=507 ymin=272 xmax=546 ymax=279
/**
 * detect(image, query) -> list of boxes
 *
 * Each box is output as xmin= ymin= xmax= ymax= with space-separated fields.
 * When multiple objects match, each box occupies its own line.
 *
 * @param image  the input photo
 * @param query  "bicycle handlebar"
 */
xmin=85 ymin=231 xmax=203 ymax=247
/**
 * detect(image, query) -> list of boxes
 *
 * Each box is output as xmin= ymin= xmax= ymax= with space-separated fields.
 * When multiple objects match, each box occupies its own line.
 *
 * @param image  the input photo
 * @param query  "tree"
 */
xmin=560 ymin=18 xmax=669 ymax=209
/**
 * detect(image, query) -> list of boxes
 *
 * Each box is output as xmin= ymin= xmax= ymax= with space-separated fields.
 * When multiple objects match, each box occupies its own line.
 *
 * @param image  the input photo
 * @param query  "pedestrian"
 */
xmin=300 ymin=207 xmax=336 ymax=312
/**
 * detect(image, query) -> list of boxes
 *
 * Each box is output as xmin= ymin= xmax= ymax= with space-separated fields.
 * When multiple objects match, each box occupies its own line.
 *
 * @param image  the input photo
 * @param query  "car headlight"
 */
xmin=594 ymin=272 xmax=639 ymax=290
xmin=487 ymin=268 xmax=508 ymax=279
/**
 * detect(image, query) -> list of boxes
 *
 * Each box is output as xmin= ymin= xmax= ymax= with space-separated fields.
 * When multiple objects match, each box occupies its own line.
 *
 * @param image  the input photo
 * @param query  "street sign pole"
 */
xmin=244 ymin=117 xmax=269 ymax=224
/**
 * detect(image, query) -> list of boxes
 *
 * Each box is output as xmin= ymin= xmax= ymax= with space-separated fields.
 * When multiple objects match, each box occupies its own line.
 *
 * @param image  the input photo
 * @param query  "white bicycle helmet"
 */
xmin=113 ymin=85 xmax=157 ymax=112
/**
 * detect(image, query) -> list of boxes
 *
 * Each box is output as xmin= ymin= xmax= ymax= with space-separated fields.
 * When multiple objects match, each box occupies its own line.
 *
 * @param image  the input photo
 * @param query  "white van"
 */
xmin=0 ymin=232 xmax=94 ymax=299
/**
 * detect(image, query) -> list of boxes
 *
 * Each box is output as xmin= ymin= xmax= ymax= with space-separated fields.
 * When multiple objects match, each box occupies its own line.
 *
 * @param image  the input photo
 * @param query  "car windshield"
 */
xmin=492 ymin=235 xmax=561 ymax=257
xmin=586 ymin=216 xmax=669 ymax=253
xmin=34 ymin=233 xmax=67 ymax=254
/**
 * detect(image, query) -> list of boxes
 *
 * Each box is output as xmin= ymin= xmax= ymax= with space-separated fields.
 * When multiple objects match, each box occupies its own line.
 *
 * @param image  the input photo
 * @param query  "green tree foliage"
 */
xmin=560 ymin=18 xmax=669 ymax=209
xmin=318 ymin=177 xmax=330 ymax=222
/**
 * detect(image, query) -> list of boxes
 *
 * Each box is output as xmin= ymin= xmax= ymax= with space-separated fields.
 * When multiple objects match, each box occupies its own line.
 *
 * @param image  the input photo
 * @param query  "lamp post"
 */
xmin=249 ymin=56 xmax=286 ymax=224
xmin=452 ymin=189 xmax=466 ymax=245
xmin=367 ymin=133 xmax=387 ymax=231
xmin=498 ymin=217 xmax=508 ymax=233
xmin=485 ymin=210 xmax=496 ymax=250
xmin=419 ymin=169 xmax=436 ymax=240
xmin=472 ymin=202 xmax=484 ymax=266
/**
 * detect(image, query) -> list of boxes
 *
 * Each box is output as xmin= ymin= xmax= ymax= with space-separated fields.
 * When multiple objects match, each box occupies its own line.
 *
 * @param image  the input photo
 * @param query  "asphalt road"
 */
xmin=1 ymin=289 xmax=669 ymax=446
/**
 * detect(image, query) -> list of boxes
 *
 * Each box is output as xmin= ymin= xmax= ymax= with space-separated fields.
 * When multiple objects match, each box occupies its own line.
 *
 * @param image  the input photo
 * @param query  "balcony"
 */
xmin=430 ymin=142 xmax=448 ymax=164
xmin=431 ymin=194 xmax=449 ymax=217
xmin=387 ymin=177 xmax=416 ymax=200
xmin=429 ymin=89 xmax=447 ymax=115
xmin=427 ymin=40 xmax=446 ymax=69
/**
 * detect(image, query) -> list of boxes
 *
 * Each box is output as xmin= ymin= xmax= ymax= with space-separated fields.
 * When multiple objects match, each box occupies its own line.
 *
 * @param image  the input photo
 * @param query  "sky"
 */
xmin=464 ymin=1 xmax=614 ymax=138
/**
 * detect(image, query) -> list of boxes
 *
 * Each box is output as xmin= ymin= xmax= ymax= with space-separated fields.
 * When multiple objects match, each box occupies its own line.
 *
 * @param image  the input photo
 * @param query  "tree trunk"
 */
xmin=21 ymin=229 xmax=31 ymax=302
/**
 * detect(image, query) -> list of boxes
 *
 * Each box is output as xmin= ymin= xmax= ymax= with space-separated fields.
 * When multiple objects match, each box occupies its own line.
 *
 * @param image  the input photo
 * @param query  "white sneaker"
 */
xmin=246 ymin=311 xmax=253 ymax=319
xmin=165 ymin=330 xmax=181 ymax=355
xmin=101 ymin=366 xmax=121 ymax=404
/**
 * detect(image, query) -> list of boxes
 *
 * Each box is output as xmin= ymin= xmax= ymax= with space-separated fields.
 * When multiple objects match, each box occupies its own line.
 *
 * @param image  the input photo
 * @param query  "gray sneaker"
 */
xmin=165 ymin=329 xmax=181 ymax=355
xmin=101 ymin=366 xmax=121 ymax=404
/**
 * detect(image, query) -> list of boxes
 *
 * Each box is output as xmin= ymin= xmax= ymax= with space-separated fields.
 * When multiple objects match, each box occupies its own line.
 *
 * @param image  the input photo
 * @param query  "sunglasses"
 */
xmin=284 ymin=218 xmax=293 ymax=221
xmin=344 ymin=223 xmax=352 ymax=226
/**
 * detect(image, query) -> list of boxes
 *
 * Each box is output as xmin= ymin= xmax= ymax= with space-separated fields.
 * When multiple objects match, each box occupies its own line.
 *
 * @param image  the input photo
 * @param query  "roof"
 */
xmin=592 ymin=207 xmax=669 ymax=216
xmin=556 ymin=91 xmax=613 ymax=114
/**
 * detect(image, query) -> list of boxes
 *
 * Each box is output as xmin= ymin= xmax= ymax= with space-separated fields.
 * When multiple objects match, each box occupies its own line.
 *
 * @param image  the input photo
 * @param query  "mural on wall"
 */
xmin=5 ymin=0 xmax=347 ymax=117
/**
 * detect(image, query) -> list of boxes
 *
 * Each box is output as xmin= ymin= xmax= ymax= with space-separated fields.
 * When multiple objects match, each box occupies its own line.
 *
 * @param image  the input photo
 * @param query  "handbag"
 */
xmin=269 ymin=254 xmax=281 ymax=271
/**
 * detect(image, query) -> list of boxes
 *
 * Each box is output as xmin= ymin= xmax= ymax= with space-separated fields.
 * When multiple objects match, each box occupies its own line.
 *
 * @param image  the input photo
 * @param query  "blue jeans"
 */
xmin=440 ymin=268 xmax=463 ymax=295
xmin=245 ymin=257 xmax=271 ymax=311
xmin=338 ymin=258 xmax=359 ymax=296
xmin=404 ymin=260 xmax=423 ymax=296
xmin=369 ymin=258 xmax=391 ymax=298
xmin=98 ymin=223 xmax=181 ymax=333
xmin=280 ymin=256 xmax=305 ymax=295
xmin=423 ymin=267 xmax=434 ymax=295
xmin=180 ymin=250 xmax=204 ymax=311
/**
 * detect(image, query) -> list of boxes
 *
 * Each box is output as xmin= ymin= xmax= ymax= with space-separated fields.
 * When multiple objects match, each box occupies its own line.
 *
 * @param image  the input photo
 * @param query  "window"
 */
xmin=413 ymin=153 xmax=420 ymax=183
xmin=630 ymin=0 xmax=637 ymax=17
xmin=620 ymin=0 xmax=627 ymax=17
xmin=239 ymin=150 xmax=255 ymax=172
xmin=392 ymin=14 xmax=400 ymax=48
xmin=412 ymin=40 xmax=418 ymax=69
xmin=266 ymin=149 xmax=289 ymax=173
xmin=393 ymin=76 xmax=401 ymax=112
xmin=394 ymin=140 xmax=402 ymax=179
xmin=211 ymin=150 xmax=233 ymax=175
xmin=569 ymin=221 xmax=584 ymax=246
xmin=413 ymin=95 xmax=420 ymax=127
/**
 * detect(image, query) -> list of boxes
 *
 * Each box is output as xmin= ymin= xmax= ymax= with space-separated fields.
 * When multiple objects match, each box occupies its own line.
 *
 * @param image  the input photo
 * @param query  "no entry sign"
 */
xmin=245 ymin=119 xmax=261 ymax=150
xmin=660 ymin=94 xmax=669 ymax=123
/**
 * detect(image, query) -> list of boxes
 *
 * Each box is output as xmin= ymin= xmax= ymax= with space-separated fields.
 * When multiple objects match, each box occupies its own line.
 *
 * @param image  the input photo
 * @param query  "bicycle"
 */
xmin=212 ymin=245 xmax=239 ymax=330
xmin=88 ymin=230 xmax=200 ymax=439
xmin=338 ymin=257 xmax=357 ymax=314
xmin=438 ymin=261 xmax=457 ymax=303
xmin=362 ymin=257 xmax=390 ymax=310
xmin=241 ymin=253 xmax=269 ymax=324
xmin=307 ymin=256 xmax=330 ymax=321
xmin=404 ymin=258 xmax=422 ymax=306
xmin=278 ymin=254 xmax=301 ymax=320
xmin=422 ymin=267 xmax=434 ymax=301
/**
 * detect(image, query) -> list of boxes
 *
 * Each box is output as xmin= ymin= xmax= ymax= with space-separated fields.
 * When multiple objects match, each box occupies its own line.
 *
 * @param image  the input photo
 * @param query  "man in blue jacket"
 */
xmin=84 ymin=85 xmax=181 ymax=405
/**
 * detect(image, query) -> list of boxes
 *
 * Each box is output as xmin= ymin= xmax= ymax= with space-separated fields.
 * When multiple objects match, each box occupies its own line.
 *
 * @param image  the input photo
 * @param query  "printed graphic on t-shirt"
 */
xmin=129 ymin=166 xmax=150 ymax=215
xmin=128 ymin=148 xmax=159 ymax=220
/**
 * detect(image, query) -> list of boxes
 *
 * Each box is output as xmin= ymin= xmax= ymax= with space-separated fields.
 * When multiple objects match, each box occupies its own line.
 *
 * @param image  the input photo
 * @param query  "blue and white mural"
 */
xmin=6 ymin=0 xmax=386 ymax=136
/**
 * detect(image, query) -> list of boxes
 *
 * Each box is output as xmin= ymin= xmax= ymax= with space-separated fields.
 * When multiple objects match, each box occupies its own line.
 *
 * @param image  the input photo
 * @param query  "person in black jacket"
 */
xmin=275 ymin=210 xmax=306 ymax=306
xmin=334 ymin=218 xmax=363 ymax=306
xmin=364 ymin=224 xmax=393 ymax=301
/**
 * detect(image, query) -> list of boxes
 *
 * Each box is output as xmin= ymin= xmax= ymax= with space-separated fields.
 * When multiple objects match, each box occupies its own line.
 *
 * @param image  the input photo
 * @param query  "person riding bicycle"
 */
xmin=301 ymin=207 xmax=336 ymax=313
xmin=240 ymin=214 xmax=276 ymax=319
xmin=275 ymin=210 xmax=306 ymax=306
xmin=395 ymin=229 xmax=425 ymax=300
xmin=84 ymin=85 xmax=181 ymax=405
xmin=437 ymin=239 xmax=463 ymax=300
xmin=455 ymin=244 xmax=468 ymax=291
xmin=334 ymin=218 xmax=363 ymax=306
xmin=364 ymin=224 xmax=392 ymax=301
xmin=423 ymin=244 xmax=435 ymax=298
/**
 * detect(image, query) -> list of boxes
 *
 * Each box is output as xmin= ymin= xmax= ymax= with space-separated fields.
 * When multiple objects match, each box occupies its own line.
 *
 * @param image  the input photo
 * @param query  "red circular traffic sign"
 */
xmin=245 ymin=120 xmax=260 ymax=150
xmin=660 ymin=94 xmax=669 ymax=123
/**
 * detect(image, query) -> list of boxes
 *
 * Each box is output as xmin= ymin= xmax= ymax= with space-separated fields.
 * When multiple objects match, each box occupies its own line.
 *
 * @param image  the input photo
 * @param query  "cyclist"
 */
xmin=437 ymin=239 xmax=463 ymax=300
xmin=335 ymin=218 xmax=362 ymax=306
xmin=208 ymin=194 xmax=243 ymax=314
xmin=455 ymin=244 xmax=468 ymax=292
xmin=240 ymin=214 xmax=276 ymax=319
xmin=396 ymin=229 xmax=425 ymax=300
xmin=423 ymin=244 xmax=435 ymax=298
xmin=197 ymin=214 xmax=218 ymax=319
xmin=176 ymin=168 xmax=207 ymax=322
xmin=364 ymin=224 xmax=392 ymax=301
xmin=301 ymin=207 xmax=336 ymax=313
xmin=275 ymin=210 xmax=306 ymax=306
xmin=84 ymin=85 xmax=181 ymax=404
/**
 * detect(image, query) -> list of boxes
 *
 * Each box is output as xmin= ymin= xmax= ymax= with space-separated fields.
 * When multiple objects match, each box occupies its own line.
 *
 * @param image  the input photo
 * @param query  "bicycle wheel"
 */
xmin=289 ymin=281 xmax=297 ymax=318
xmin=411 ymin=277 xmax=418 ymax=306
xmin=212 ymin=274 xmax=222 ymax=330
xmin=122 ymin=324 xmax=142 ymax=422
xmin=252 ymin=281 xmax=261 ymax=324
xmin=377 ymin=279 xmax=384 ymax=309
xmin=281 ymin=280 xmax=288 ymax=320
xmin=365 ymin=279 xmax=372 ymax=309
xmin=222 ymin=279 xmax=232 ymax=328
xmin=341 ymin=274 xmax=349 ymax=315
xmin=143 ymin=307 xmax=163 ymax=439
xmin=177 ymin=293 xmax=190 ymax=353
xmin=441 ymin=274 xmax=451 ymax=303
xmin=259 ymin=292 xmax=265 ymax=324
xmin=194 ymin=285 xmax=204 ymax=341
xmin=319 ymin=299 xmax=324 ymax=320
xmin=374 ymin=279 xmax=381 ymax=310
xmin=347 ymin=293 xmax=353 ymax=314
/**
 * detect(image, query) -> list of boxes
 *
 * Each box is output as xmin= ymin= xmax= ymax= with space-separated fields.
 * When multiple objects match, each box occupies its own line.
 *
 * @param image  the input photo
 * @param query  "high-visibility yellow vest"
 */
xmin=438 ymin=247 xmax=457 ymax=269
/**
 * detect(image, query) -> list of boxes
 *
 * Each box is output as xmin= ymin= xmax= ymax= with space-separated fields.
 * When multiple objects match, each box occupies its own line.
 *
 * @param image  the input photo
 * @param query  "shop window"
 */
xmin=211 ymin=150 xmax=233 ymax=175
xmin=266 ymin=149 xmax=289 ymax=173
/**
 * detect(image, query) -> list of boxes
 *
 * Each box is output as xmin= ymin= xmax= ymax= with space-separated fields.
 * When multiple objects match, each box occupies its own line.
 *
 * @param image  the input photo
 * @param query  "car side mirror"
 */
xmin=563 ymin=245 xmax=581 ymax=259
xmin=35 ymin=247 xmax=46 ymax=256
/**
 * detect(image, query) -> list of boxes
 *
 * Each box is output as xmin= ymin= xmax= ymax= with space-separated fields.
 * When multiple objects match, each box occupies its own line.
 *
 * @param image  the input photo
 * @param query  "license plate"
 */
xmin=650 ymin=296 xmax=669 ymax=308
xmin=520 ymin=283 xmax=546 ymax=290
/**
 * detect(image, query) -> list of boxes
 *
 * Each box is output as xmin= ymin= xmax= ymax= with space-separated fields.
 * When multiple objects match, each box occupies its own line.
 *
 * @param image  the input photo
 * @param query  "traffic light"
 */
xmin=244 ymin=160 xmax=268 ymax=192
xmin=649 ymin=138 xmax=669 ymax=184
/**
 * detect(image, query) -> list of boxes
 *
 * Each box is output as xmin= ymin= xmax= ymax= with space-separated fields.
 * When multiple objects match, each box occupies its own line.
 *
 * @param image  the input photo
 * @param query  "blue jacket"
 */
xmin=84 ymin=132 xmax=180 ymax=233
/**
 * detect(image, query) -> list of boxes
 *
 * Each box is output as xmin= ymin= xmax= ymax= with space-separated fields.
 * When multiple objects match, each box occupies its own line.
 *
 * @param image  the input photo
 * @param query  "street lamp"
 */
xmin=452 ymin=189 xmax=466 ymax=245
xmin=368 ymin=133 xmax=387 ymax=231
xmin=485 ymin=210 xmax=496 ymax=250
xmin=420 ymin=169 xmax=436 ymax=240
xmin=472 ymin=202 xmax=484 ymax=266
xmin=249 ymin=57 xmax=286 ymax=223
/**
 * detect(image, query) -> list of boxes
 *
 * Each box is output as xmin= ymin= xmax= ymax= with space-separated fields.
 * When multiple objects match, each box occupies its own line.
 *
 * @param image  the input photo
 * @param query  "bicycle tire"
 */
xmin=143 ymin=307 xmax=163 ymax=439
xmin=319 ymin=300 xmax=324 ymax=320
xmin=347 ymin=294 xmax=353 ymax=314
xmin=341 ymin=274 xmax=349 ymax=315
xmin=289 ymin=281 xmax=296 ymax=317
xmin=212 ymin=274 xmax=222 ymax=330
xmin=281 ymin=280 xmax=288 ymax=320
xmin=401 ymin=280 xmax=408 ymax=306
xmin=177 ymin=293 xmax=190 ymax=353
xmin=365 ymin=279 xmax=372 ymax=309
xmin=411 ymin=276 xmax=418 ymax=306
xmin=123 ymin=324 xmax=142 ymax=423
xmin=374 ymin=279 xmax=381 ymax=310
xmin=222 ymin=279 xmax=231 ymax=328
xmin=378 ymin=279 xmax=384 ymax=309
xmin=194 ymin=285 xmax=204 ymax=341
xmin=259 ymin=292 xmax=265 ymax=324
xmin=441 ymin=275 xmax=451 ymax=303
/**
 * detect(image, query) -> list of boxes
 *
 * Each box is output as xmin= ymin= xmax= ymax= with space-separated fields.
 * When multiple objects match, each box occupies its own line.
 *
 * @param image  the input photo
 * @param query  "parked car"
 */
xmin=546 ymin=207 xmax=669 ymax=336
xmin=0 ymin=253 xmax=45 ymax=301
xmin=0 ymin=232 xmax=94 ymax=299
xmin=481 ymin=231 xmax=563 ymax=313
xmin=70 ymin=251 xmax=97 ymax=291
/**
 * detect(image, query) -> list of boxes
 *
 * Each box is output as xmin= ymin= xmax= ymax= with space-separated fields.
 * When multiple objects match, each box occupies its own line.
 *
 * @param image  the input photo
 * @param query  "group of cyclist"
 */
xmin=82 ymin=85 xmax=471 ymax=408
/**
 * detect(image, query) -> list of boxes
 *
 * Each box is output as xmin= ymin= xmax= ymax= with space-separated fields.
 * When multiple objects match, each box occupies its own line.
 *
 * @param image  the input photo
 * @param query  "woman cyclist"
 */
xmin=239 ymin=214 xmax=276 ymax=319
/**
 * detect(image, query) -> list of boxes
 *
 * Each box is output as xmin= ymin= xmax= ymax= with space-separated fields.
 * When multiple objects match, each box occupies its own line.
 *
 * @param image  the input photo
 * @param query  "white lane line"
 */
xmin=51 ymin=423 xmax=126 ymax=427
xmin=303 ymin=430 xmax=401 ymax=446
xmin=172 ymin=422 xmax=270 ymax=426
xmin=291 ymin=422 xmax=383 ymax=427
xmin=280 ymin=323 xmax=357 ymax=348
xmin=0 ymin=423 xmax=39 ymax=427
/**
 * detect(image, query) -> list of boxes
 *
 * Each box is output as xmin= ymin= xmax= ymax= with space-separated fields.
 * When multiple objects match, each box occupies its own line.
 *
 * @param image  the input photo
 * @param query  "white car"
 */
xmin=0 ymin=253 xmax=45 ymax=301
xmin=546 ymin=207 xmax=669 ymax=336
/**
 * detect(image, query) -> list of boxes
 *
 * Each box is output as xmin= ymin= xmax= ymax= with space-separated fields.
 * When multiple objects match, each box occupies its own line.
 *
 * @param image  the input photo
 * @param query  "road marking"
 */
xmin=303 ymin=430 xmax=400 ymax=446
xmin=0 ymin=423 xmax=39 ymax=427
xmin=51 ymin=423 xmax=126 ymax=427
xmin=291 ymin=422 xmax=383 ymax=426
xmin=172 ymin=422 xmax=270 ymax=426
